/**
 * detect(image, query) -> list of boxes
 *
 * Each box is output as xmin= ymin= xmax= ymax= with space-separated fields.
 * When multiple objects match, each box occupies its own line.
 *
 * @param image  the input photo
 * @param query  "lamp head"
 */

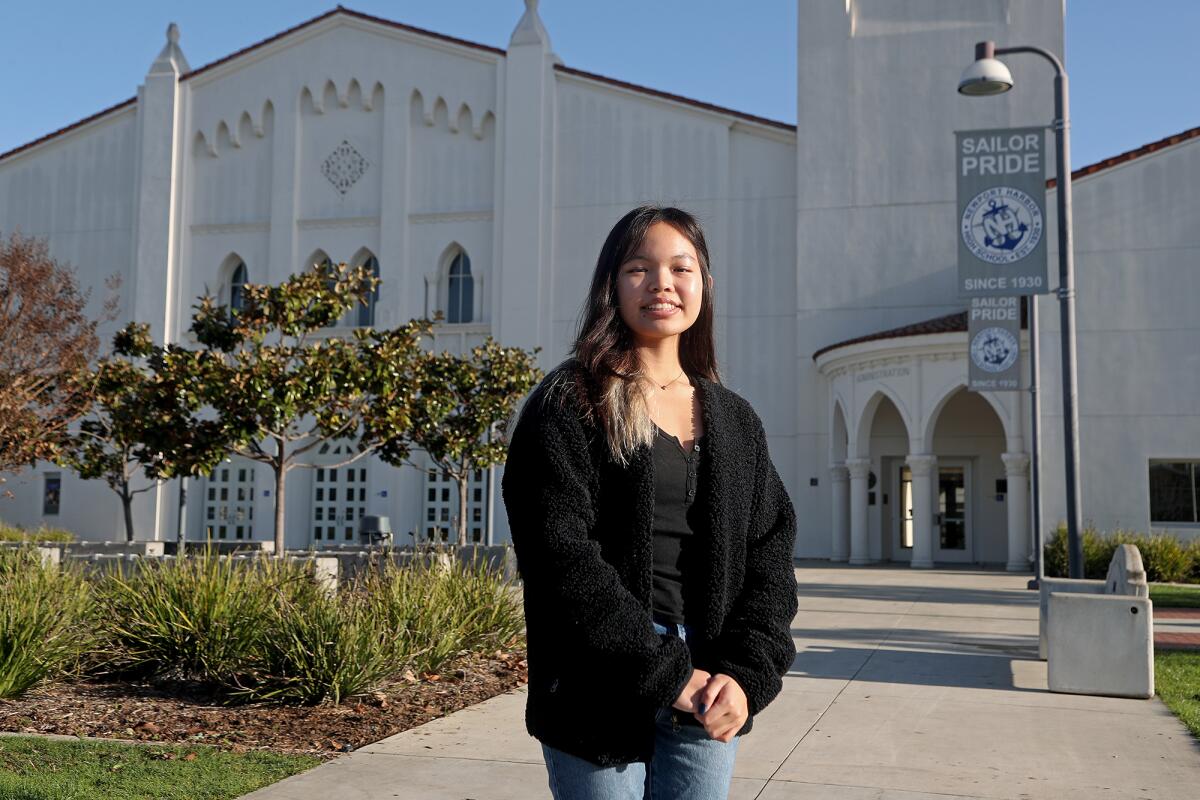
xmin=958 ymin=41 xmax=1013 ymax=96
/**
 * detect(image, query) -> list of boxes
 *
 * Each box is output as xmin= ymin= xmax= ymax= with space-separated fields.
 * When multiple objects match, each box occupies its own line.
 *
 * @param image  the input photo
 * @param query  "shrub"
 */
xmin=1188 ymin=540 xmax=1200 ymax=583
xmin=1137 ymin=534 xmax=1192 ymax=583
xmin=0 ymin=524 xmax=75 ymax=543
xmin=1044 ymin=526 xmax=1199 ymax=583
xmin=92 ymin=548 xmax=307 ymax=685
xmin=0 ymin=547 xmax=96 ymax=699
xmin=1043 ymin=524 xmax=1115 ymax=579
xmin=356 ymin=556 xmax=525 ymax=679
xmin=228 ymin=579 xmax=395 ymax=706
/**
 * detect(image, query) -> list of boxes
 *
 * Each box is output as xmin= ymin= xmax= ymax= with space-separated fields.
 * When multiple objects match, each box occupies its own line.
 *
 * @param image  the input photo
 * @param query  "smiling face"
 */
xmin=615 ymin=222 xmax=705 ymax=347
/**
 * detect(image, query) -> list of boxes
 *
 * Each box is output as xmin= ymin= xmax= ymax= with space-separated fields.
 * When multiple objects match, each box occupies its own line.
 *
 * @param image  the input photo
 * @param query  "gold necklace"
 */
xmin=650 ymin=369 xmax=685 ymax=391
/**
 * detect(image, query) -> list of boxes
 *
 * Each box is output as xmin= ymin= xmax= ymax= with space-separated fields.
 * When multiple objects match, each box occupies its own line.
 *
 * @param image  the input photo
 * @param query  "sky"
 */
xmin=1 ymin=1 xmax=1197 ymax=168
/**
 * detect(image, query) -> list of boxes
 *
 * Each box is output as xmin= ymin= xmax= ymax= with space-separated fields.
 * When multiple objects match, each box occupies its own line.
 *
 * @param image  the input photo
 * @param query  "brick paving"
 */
xmin=1154 ymin=607 xmax=1200 ymax=650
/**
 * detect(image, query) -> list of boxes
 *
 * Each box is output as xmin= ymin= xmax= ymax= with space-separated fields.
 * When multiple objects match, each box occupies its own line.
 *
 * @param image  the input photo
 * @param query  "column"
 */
xmin=377 ymin=81 xmax=409 ymax=327
xmin=131 ymin=25 xmax=189 ymax=541
xmin=266 ymin=92 xmax=300 ymax=285
xmin=830 ymin=464 xmax=850 ymax=562
xmin=907 ymin=454 xmax=937 ymax=569
xmin=1002 ymin=452 xmax=1031 ymax=572
xmin=496 ymin=0 xmax=557 ymax=351
xmin=846 ymin=458 xmax=872 ymax=565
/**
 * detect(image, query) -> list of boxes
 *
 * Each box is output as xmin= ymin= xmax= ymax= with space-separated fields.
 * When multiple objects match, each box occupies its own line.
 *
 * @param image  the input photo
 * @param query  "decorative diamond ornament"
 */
xmin=321 ymin=140 xmax=368 ymax=195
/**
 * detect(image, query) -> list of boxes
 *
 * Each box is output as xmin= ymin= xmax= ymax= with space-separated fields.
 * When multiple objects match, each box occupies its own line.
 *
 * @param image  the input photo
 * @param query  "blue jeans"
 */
xmin=539 ymin=620 xmax=739 ymax=800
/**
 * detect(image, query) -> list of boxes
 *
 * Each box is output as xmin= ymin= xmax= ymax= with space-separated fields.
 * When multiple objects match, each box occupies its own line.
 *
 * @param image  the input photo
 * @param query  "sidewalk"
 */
xmin=241 ymin=564 xmax=1200 ymax=799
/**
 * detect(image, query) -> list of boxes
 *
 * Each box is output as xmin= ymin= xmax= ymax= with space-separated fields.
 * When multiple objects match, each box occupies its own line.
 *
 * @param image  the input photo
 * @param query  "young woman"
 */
xmin=501 ymin=205 xmax=798 ymax=799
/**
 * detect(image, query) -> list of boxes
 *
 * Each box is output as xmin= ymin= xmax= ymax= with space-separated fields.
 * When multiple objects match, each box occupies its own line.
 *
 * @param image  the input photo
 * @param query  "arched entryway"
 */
xmin=815 ymin=312 xmax=1031 ymax=570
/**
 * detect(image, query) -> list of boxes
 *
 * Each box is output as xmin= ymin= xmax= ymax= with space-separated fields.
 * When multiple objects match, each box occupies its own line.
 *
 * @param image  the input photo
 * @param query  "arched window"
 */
xmin=230 ymin=261 xmax=248 ymax=313
xmin=309 ymin=253 xmax=343 ymax=329
xmin=446 ymin=251 xmax=473 ymax=324
xmin=358 ymin=255 xmax=380 ymax=327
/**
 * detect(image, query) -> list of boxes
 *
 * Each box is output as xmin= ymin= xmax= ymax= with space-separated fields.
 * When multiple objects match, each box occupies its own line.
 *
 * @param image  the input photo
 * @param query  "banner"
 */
xmin=968 ymin=297 xmax=1021 ymax=391
xmin=956 ymin=127 xmax=1050 ymax=297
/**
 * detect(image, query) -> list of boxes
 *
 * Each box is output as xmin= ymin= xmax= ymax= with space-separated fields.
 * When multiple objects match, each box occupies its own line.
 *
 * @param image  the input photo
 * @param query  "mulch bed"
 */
xmin=0 ymin=648 xmax=527 ymax=761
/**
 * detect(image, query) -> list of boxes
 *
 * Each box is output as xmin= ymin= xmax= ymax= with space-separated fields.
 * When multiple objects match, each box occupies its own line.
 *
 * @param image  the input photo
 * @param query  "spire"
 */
xmin=509 ymin=0 xmax=553 ymax=50
xmin=149 ymin=22 xmax=190 ymax=75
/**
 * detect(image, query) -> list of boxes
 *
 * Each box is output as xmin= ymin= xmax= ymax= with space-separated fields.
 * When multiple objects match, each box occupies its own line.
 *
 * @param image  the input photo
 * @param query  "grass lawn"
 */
xmin=1156 ymin=651 xmax=1200 ymax=739
xmin=0 ymin=735 xmax=320 ymax=800
xmin=1150 ymin=583 xmax=1200 ymax=608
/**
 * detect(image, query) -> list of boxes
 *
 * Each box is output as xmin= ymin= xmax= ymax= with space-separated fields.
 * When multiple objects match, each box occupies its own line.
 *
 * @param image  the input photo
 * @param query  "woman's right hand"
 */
xmin=671 ymin=668 xmax=712 ymax=712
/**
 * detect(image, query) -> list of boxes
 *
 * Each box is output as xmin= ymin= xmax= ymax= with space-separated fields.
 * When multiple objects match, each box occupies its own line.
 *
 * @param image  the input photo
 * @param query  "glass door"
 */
xmin=935 ymin=460 xmax=972 ymax=562
xmin=896 ymin=465 xmax=914 ymax=562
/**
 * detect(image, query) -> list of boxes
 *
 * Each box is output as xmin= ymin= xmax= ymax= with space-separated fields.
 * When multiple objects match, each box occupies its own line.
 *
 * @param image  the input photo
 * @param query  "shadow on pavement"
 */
xmin=786 ymin=645 xmax=1040 ymax=692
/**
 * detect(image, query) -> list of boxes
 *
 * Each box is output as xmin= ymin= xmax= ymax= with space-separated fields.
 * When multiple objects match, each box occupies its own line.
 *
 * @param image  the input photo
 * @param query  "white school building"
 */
xmin=1 ymin=1 xmax=1197 ymax=565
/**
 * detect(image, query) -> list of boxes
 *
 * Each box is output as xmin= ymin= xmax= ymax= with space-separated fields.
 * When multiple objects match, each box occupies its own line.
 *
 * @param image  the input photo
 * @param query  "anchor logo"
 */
xmin=970 ymin=327 xmax=1019 ymax=373
xmin=962 ymin=186 xmax=1043 ymax=265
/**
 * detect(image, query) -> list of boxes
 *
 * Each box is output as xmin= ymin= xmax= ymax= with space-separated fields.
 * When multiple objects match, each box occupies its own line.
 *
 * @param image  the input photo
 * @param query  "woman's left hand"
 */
xmin=692 ymin=673 xmax=748 ymax=743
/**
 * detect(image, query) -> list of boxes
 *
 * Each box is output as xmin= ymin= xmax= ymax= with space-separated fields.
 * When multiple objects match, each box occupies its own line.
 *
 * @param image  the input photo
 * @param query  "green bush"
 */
xmin=0 ymin=523 xmax=75 ymax=543
xmin=228 ymin=579 xmax=395 ymax=705
xmin=357 ymin=556 xmax=525 ymax=678
xmin=92 ymin=548 xmax=307 ymax=685
xmin=10 ymin=544 xmax=523 ymax=707
xmin=1044 ymin=526 xmax=1198 ymax=583
xmin=1189 ymin=540 xmax=1200 ymax=583
xmin=0 ymin=547 xmax=96 ymax=699
xmin=1138 ymin=534 xmax=1193 ymax=583
xmin=1043 ymin=524 xmax=1115 ymax=578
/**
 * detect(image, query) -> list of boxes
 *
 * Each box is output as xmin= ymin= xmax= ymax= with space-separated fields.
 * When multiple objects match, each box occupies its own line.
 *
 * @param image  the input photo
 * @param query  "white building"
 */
xmin=1 ymin=1 xmax=1197 ymax=565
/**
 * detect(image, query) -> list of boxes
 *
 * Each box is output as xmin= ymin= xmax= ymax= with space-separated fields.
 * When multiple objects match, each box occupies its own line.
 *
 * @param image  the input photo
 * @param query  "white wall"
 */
xmin=1035 ymin=136 xmax=1200 ymax=538
xmin=0 ymin=108 xmax=141 ymax=537
xmin=797 ymin=0 xmax=1064 ymax=556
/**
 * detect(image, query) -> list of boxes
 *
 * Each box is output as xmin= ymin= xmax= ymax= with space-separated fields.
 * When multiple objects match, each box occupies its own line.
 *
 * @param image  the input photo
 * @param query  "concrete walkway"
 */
xmin=241 ymin=565 xmax=1200 ymax=799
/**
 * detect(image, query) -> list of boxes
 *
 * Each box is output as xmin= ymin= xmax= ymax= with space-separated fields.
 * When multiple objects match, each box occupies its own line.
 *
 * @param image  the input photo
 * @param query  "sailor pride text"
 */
xmin=970 ymin=296 xmax=1019 ymax=322
xmin=960 ymin=132 xmax=1041 ymax=177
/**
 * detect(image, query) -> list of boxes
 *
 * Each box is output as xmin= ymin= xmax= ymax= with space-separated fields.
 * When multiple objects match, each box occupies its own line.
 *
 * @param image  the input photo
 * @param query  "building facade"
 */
xmin=1 ymin=1 xmax=1197 ymax=563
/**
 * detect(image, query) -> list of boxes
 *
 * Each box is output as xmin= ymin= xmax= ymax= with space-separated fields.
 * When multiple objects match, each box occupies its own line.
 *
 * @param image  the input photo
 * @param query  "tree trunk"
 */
xmin=273 ymin=455 xmax=286 ymax=558
xmin=121 ymin=485 xmax=135 ymax=543
xmin=456 ymin=466 xmax=469 ymax=549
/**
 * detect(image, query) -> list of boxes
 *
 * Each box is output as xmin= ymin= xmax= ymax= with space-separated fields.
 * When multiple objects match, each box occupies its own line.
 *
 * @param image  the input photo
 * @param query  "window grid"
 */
xmin=421 ymin=463 xmax=487 ymax=543
xmin=204 ymin=462 xmax=255 ymax=541
xmin=310 ymin=443 xmax=369 ymax=544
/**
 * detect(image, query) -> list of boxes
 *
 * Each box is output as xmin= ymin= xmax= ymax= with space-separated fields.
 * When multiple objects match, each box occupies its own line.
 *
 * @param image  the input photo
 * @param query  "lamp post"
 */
xmin=958 ymin=41 xmax=1084 ymax=579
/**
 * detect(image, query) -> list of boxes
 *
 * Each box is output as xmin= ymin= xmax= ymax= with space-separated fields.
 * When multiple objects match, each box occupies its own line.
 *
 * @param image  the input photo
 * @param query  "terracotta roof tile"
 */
xmin=0 ymin=6 xmax=794 ymax=164
xmin=554 ymin=65 xmax=795 ymax=132
xmin=812 ymin=300 xmax=1028 ymax=361
xmin=0 ymin=97 xmax=136 ymax=163
xmin=182 ymin=6 xmax=505 ymax=84
xmin=1047 ymin=124 xmax=1200 ymax=188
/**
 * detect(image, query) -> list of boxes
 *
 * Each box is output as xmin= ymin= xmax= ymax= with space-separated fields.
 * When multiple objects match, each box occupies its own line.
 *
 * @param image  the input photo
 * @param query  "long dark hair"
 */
xmin=553 ymin=205 xmax=719 ymax=465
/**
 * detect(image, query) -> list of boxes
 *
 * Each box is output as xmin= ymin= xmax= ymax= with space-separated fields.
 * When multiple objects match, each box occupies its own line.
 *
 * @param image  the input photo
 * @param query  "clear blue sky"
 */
xmin=2 ymin=1 xmax=1197 ymax=168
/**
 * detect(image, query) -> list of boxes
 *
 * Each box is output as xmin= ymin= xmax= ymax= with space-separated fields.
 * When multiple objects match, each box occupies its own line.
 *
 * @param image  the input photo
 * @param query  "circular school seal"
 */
xmin=961 ymin=186 xmax=1043 ymax=265
xmin=970 ymin=327 xmax=1019 ymax=373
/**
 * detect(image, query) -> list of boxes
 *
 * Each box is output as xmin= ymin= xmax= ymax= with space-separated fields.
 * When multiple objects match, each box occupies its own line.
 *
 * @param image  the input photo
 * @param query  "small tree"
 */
xmin=0 ymin=232 xmax=117 ymax=481
xmin=146 ymin=261 xmax=432 ymax=555
xmin=56 ymin=324 xmax=224 ymax=542
xmin=379 ymin=338 xmax=542 ymax=547
xmin=56 ymin=334 xmax=158 ymax=542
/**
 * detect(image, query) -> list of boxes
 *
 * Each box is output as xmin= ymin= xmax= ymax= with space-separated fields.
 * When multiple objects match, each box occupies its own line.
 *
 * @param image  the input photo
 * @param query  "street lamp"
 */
xmin=958 ymin=40 xmax=1084 ymax=579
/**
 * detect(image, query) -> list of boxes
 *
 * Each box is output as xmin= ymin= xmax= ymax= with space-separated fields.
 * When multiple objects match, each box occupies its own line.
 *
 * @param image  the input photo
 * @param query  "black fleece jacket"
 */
xmin=501 ymin=360 xmax=798 ymax=767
